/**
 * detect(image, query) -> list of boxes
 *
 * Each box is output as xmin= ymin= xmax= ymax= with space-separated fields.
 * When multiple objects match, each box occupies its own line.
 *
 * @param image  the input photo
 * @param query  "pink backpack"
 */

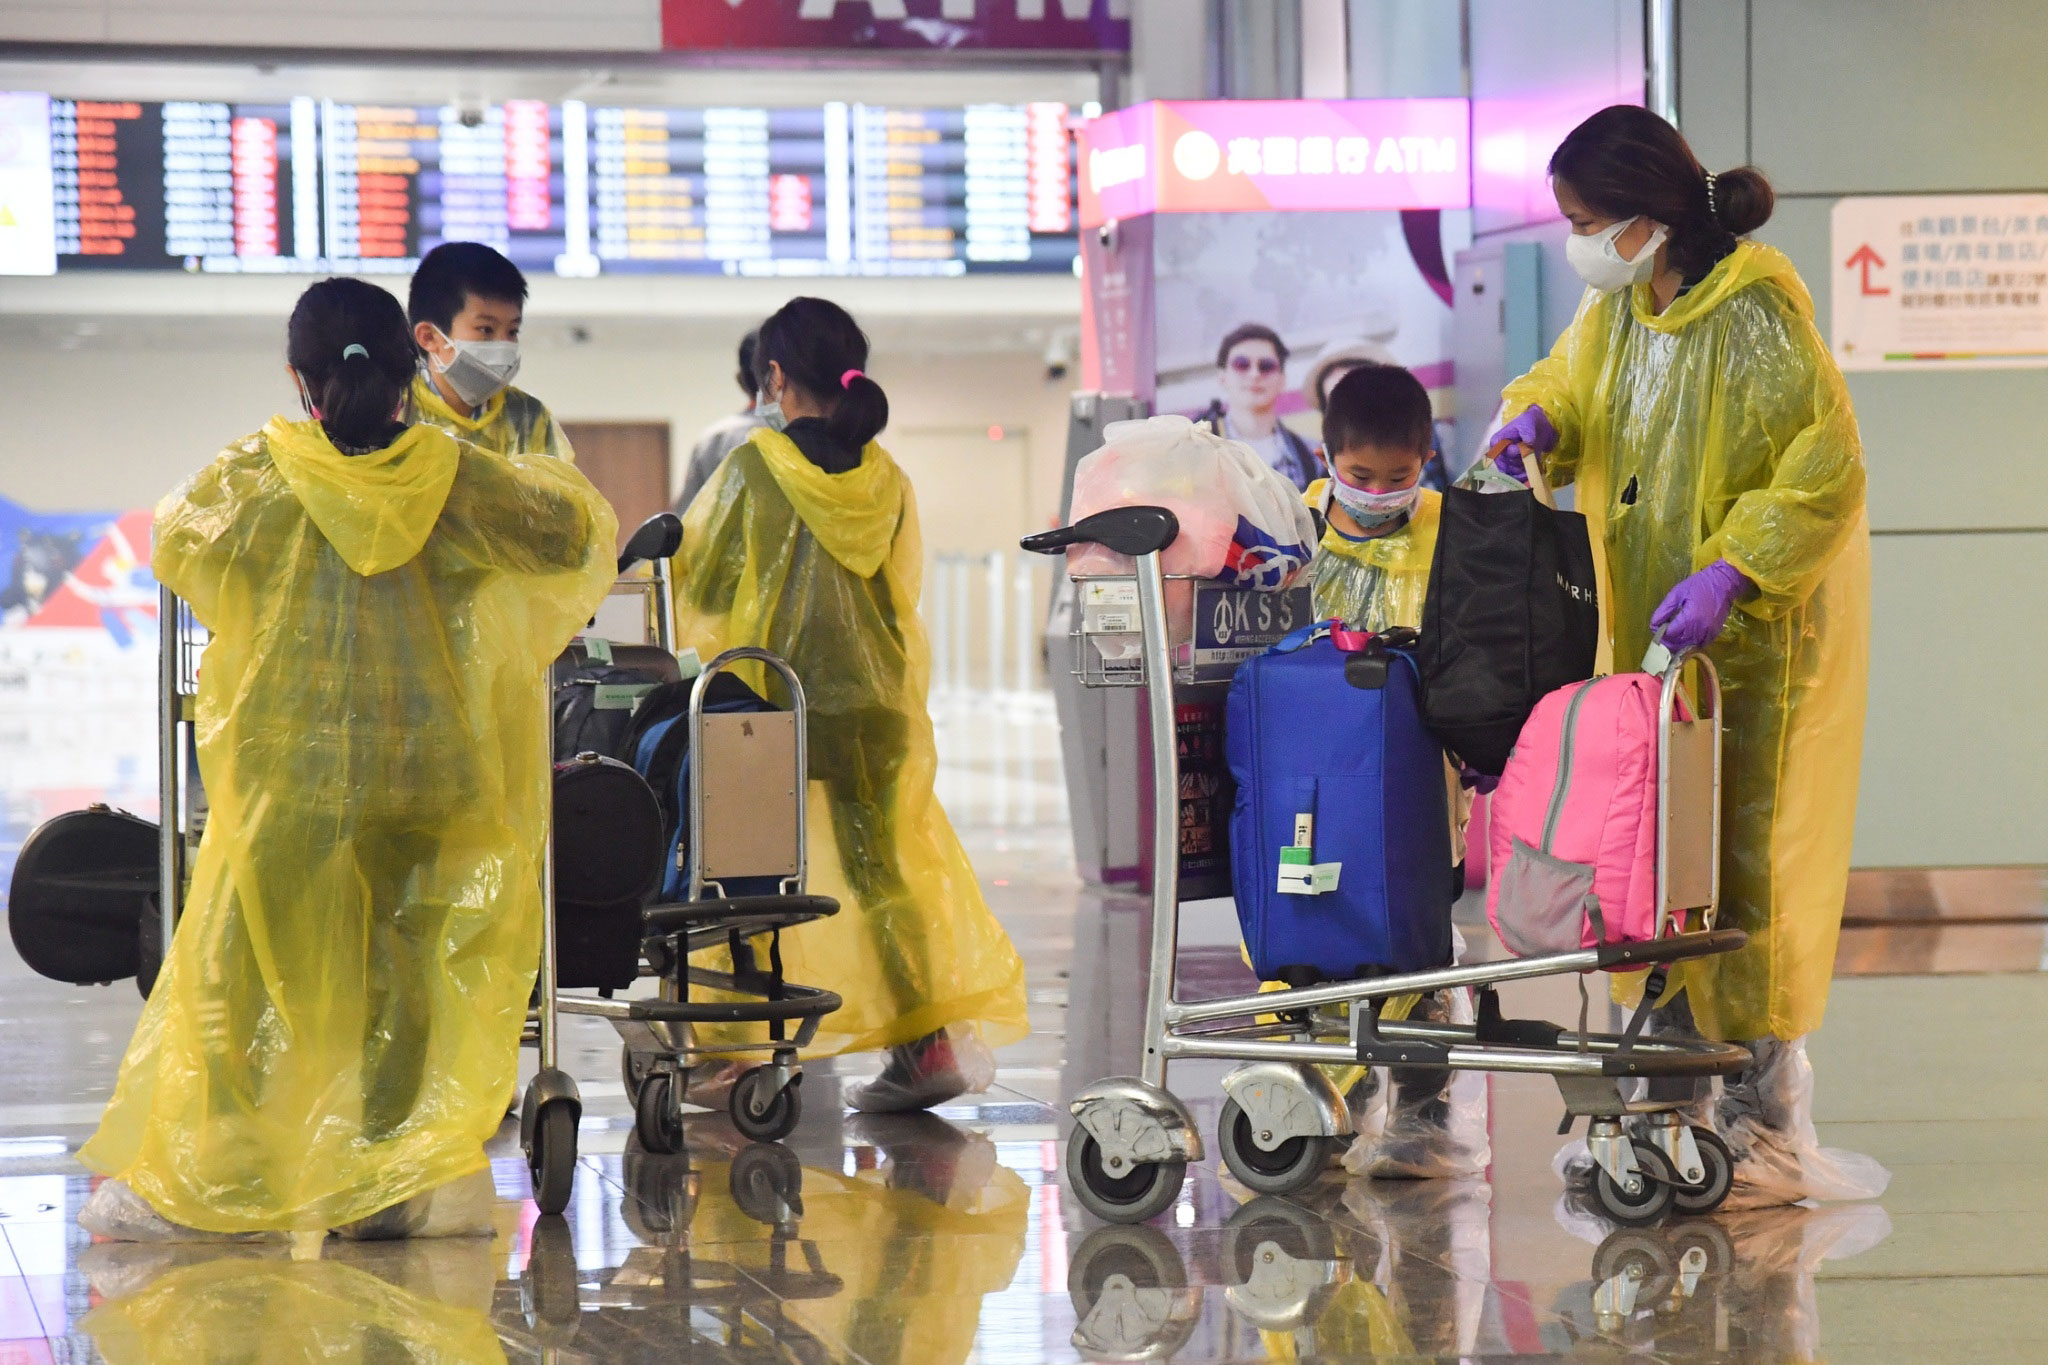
xmin=1487 ymin=674 xmax=1673 ymax=955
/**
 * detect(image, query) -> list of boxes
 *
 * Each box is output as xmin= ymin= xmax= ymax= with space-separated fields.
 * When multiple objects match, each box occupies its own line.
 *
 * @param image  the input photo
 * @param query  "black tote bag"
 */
xmin=1418 ymin=471 xmax=1600 ymax=774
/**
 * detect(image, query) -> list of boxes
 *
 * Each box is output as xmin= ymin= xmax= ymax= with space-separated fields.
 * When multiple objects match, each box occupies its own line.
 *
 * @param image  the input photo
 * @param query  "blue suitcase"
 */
xmin=1226 ymin=627 xmax=1454 ymax=983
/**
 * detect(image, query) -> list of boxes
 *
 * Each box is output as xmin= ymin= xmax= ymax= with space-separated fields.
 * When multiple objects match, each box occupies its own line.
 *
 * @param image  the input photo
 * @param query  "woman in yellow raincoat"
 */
xmin=79 ymin=278 xmax=617 ymax=1238
xmin=671 ymin=296 xmax=1028 ymax=1112
xmin=1489 ymin=106 xmax=1884 ymax=1205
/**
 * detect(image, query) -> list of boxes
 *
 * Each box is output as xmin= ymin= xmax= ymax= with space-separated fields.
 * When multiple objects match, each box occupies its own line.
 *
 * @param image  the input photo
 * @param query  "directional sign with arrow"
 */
xmin=1831 ymin=193 xmax=2048 ymax=371
xmin=1844 ymin=243 xmax=1888 ymax=296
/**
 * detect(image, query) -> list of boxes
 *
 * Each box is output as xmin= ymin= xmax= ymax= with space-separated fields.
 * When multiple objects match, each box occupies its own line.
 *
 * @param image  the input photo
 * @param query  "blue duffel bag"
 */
xmin=1226 ymin=624 xmax=1454 ymax=984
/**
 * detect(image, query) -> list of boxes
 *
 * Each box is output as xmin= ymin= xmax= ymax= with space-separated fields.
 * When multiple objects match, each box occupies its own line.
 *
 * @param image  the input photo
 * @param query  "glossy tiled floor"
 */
xmin=0 ymin=689 xmax=2044 ymax=1360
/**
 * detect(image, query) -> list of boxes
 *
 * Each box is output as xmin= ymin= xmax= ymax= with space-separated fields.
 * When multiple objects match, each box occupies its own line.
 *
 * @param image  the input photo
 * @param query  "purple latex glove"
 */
xmin=1649 ymin=560 xmax=1751 ymax=653
xmin=1486 ymin=406 xmax=1558 ymax=482
xmin=1458 ymin=762 xmax=1501 ymax=796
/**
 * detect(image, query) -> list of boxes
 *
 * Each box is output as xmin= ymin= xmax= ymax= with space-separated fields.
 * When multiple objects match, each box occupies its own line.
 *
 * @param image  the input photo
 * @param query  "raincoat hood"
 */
xmin=263 ymin=416 xmax=460 ymax=576
xmin=409 ymin=374 xmax=575 ymax=464
xmin=1633 ymin=241 xmax=1812 ymax=334
xmin=751 ymin=426 xmax=904 ymax=578
xmin=409 ymin=372 xmax=505 ymax=433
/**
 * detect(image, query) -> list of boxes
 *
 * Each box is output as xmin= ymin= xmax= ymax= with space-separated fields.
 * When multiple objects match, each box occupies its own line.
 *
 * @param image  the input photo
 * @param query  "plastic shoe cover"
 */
xmin=1338 ymin=1177 xmax=1494 ymax=1356
xmin=332 ymin=1168 xmax=496 ymax=1241
xmin=1554 ymin=1034 xmax=1889 ymax=1209
xmin=849 ymin=1026 xmax=996 ymax=1114
xmin=1551 ymin=1195 xmax=1890 ymax=1357
xmin=80 ymin=1181 xmax=288 ymax=1244
xmin=1341 ymin=991 xmax=1491 ymax=1180
xmin=850 ymin=1112 xmax=1000 ymax=1206
xmin=1717 ymin=1036 xmax=1889 ymax=1210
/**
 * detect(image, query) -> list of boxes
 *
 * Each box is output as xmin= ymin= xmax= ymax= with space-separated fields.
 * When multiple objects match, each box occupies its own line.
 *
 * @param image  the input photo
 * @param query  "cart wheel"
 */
xmin=1067 ymin=1221 xmax=1186 ymax=1316
xmin=621 ymin=1045 xmax=657 ymax=1105
xmin=620 ymin=1148 xmax=696 ymax=1241
xmin=729 ymin=1140 xmax=806 ymax=1224
xmin=730 ymin=1067 xmax=802 ymax=1143
xmin=521 ymin=1214 xmax=583 ymax=1342
xmin=635 ymin=1072 xmax=684 ymax=1155
xmin=528 ymin=1100 xmax=577 ymax=1216
xmin=1669 ymin=1219 xmax=1735 ymax=1280
xmin=1216 ymin=1098 xmax=1333 ymax=1197
xmin=1592 ymin=1141 xmax=1676 ymax=1227
xmin=1221 ymin=1196 xmax=1338 ymax=1284
xmin=1067 ymin=1126 xmax=1186 ymax=1224
xmin=1590 ymin=1227 xmax=1678 ymax=1308
xmin=1671 ymin=1127 xmax=1734 ymax=1216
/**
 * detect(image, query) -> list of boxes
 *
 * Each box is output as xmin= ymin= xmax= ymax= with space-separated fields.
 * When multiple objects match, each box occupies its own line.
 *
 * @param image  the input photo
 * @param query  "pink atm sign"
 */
xmin=1079 ymin=99 xmax=1470 ymax=228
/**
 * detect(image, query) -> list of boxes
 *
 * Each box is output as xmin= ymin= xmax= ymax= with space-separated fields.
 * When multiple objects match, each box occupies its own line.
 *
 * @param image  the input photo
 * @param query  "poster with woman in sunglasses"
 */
xmin=1211 ymin=322 xmax=1322 ymax=491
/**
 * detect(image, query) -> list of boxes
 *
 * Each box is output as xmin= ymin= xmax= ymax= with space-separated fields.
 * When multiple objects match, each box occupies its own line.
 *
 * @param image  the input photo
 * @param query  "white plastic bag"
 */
xmin=1067 ymin=415 xmax=1316 ymax=590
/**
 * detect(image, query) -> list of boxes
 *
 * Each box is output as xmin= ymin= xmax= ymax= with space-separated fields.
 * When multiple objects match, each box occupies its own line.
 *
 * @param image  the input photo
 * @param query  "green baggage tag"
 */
xmin=592 ymin=683 xmax=655 ymax=712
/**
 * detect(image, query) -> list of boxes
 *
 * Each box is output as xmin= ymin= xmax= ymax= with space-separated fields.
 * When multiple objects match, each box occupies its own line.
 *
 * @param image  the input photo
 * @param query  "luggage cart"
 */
xmin=1023 ymin=506 xmax=1753 ymax=1229
xmin=152 ymin=587 xmax=209 ymax=991
xmin=522 ymin=514 xmax=841 ymax=1215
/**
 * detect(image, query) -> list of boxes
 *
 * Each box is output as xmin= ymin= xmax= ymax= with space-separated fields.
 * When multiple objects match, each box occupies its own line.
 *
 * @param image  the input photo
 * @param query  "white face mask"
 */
xmin=1565 ymin=217 xmax=1669 ymax=292
xmin=427 ymin=326 xmax=520 ymax=407
xmin=1328 ymin=474 xmax=1422 ymax=533
xmin=752 ymin=389 xmax=788 ymax=433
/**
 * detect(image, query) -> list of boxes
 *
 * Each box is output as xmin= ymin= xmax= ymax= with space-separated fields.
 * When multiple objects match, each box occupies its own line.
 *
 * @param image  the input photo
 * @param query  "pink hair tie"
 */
xmin=840 ymin=368 xmax=864 ymax=389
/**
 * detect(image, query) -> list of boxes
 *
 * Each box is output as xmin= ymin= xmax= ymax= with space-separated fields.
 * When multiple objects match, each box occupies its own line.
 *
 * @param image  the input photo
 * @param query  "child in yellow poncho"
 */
xmin=80 ymin=278 xmax=614 ymax=1240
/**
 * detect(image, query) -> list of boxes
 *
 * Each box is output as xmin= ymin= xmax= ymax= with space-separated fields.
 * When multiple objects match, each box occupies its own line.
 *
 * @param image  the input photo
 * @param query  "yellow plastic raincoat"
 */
xmin=1305 ymin=482 xmax=1441 ymax=630
xmin=670 ymin=429 xmax=1029 ymax=1056
xmin=410 ymin=374 xmax=575 ymax=462
xmin=80 ymin=417 xmax=616 ymax=1233
xmin=691 ymin=1153 xmax=1029 ymax=1364
xmin=1501 ymin=242 xmax=1869 ymax=1041
xmin=82 ymin=1256 xmax=506 ymax=1363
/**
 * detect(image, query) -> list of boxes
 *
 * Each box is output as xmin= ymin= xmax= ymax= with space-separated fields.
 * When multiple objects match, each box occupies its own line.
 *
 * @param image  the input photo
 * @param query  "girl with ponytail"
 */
xmin=1484 ymin=106 xmax=1886 ymax=1210
xmin=670 ymin=296 xmax=1028 ymax=1113
xmin=80 ymin=278 xmax=615 ymax=1240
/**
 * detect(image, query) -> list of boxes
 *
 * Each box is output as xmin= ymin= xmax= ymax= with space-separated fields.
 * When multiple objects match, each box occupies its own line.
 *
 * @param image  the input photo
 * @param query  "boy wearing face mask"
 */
xmin=1294 ymin=363 xmax=1487 ymax=1181
xmin=1306 ymin=364 xmax=1438 ymax=630
xmin=407 ymin=242 xmax=575 ymax=463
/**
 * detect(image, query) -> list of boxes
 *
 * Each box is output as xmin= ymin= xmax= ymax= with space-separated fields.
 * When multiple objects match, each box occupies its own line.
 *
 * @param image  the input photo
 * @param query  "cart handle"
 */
xmin=1021 ymin=505 xmax=1179 ymax=559
xmin=618 ymin=512 xmax=683 ymax=576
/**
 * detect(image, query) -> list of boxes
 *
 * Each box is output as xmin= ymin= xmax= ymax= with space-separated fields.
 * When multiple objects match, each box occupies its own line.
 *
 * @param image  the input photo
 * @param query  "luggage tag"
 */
xmin=1641 ymin=637 xmax=1673 ymax=677
xmin=593 ymin=683 xmax=656 ymax=712
xmin=579 ymin=635 xmax=614 ymax=664
xmin=1277 ymin=810 xmax=1341 ymax=896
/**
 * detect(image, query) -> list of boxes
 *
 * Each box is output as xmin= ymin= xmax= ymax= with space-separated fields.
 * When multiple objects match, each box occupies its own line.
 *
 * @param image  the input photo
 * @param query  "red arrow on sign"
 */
xmin=1844 ymin=243 xmax=1889 ymax=296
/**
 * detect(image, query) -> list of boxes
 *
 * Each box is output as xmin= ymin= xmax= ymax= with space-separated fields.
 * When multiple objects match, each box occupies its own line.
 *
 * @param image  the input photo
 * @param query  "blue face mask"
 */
xmin=1329 ymin=473 xmax=1421 ymax=533
xmin=753 ymin=390 xmax=788 ymax=433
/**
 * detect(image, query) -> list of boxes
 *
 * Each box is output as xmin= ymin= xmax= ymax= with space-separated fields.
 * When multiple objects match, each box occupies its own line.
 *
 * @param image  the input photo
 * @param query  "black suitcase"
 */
xmin=8 ymin=806 xmax=158 ymax=992
xmin=551 ymin=753 xmax=665 ymax=991
xmin=1418 ymin=484 xmax=1600 ymax=774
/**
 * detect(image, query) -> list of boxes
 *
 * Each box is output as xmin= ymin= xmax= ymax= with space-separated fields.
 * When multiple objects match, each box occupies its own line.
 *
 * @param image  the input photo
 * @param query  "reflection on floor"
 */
xmin=2 ymin=686 xmax=2047 ymax=1358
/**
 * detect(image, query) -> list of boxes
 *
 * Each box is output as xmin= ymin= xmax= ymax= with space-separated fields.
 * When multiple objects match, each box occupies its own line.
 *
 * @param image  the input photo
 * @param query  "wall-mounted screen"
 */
xmin=0 ymin=91 xmax=1080 ymax=278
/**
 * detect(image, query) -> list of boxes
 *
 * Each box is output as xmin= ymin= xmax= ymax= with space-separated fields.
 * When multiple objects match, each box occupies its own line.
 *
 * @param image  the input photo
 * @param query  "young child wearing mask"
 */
xmin=1292 ymin=363 xmax=1486 ymax=1181
xmin=1306 ymin=363 xmax=1439 ymax=629
xmin=407 ymin=242 xmax=576 ymax=462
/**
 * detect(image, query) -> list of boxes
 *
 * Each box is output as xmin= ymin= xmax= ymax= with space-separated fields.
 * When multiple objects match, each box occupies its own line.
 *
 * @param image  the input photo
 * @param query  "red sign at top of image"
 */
xmin=661 ymin=0 xmax=1130 ymax=52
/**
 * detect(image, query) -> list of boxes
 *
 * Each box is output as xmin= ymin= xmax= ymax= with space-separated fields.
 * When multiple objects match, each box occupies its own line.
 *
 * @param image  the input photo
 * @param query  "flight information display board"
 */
xmin=5 ymin=92 xmax=1078 ymax=277
xmin=318 ymin=99 xmax=566 ymax=272
xmin=47 ymin=98 xmax=314 ymax=269
xmin=585 ymin=104 xmax=833 ymax=273
xmin=852 ymin=102 xmax=1074 ymax=273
